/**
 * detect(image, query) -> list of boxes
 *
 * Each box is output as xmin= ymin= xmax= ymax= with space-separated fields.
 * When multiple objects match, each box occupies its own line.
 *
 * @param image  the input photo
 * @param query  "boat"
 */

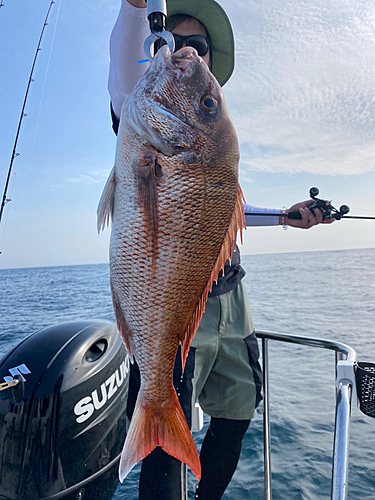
xmin=0 ymin=320 xmax=374 ymax=500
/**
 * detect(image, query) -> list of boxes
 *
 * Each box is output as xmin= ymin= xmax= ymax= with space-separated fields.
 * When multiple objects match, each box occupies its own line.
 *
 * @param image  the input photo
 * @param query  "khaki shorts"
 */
xmin=190 ymin=281 xmax=262 ymax=420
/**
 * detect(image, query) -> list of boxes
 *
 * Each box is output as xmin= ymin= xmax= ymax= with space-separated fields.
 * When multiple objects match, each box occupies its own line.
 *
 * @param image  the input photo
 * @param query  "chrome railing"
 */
xmin=255 ymin=331 xmax=357 ymax=500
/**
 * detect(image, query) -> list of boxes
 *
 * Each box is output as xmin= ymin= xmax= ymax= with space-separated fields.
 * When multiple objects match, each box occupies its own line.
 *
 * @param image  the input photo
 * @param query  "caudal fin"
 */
xmin=118 ymin=389 xmax=201 ymax=482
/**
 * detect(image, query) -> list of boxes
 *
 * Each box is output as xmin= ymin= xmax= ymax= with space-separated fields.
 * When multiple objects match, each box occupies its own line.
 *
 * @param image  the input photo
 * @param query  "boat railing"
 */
xmin=255 ymin=330 xmax=358 ymax=500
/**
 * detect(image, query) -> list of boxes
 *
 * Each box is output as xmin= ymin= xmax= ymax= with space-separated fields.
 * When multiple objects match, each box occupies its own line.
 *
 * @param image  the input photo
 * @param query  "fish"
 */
xmin=97 ymin=44 xmax=245 ymax=483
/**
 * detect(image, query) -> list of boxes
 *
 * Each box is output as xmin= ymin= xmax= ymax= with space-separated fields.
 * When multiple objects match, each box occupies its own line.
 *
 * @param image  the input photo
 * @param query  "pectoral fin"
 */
xmin=135 ymin=154 xmax=163 ymax=263
xmin=97 ymin=167 xmax=116 ymax=233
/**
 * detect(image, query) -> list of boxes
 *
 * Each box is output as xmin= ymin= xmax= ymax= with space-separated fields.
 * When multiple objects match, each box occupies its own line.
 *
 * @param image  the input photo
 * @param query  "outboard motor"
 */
xmin=0 ymin=320 xmax=129 ymax=500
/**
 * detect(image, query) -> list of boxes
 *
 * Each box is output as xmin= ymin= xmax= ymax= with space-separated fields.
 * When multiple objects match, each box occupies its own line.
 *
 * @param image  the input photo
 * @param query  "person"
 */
xmin=108 ymin=1 xmax=334 ymax=498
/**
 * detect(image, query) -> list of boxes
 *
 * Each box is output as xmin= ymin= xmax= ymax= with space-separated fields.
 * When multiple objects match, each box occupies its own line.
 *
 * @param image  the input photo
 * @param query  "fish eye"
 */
xmin=200 ymin=95 xmax=217 ymax=113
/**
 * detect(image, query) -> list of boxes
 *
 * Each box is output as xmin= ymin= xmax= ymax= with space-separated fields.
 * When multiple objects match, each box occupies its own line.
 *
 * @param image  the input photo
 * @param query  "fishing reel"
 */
xmin=307 ymin=187 xmax=350 ymax=220
xmin=144 ymin=0 xmax=175 ymax=61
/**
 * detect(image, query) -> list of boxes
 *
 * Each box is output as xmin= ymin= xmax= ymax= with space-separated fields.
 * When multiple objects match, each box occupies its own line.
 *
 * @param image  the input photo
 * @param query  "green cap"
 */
xmin=166 ymin=0 xmax=235 ymax=86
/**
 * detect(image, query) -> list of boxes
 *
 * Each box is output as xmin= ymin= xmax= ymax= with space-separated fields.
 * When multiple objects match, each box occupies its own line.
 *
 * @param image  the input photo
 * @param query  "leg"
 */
xmin=139 ymin=448 xmax=182 ymax=500
xmin=194 ymin=418 xmax=251 ymax=500
xmin=126 ymin=348 xmax=195 ymax=500
xmin=192 ymin=283 xmax=261 ymax=498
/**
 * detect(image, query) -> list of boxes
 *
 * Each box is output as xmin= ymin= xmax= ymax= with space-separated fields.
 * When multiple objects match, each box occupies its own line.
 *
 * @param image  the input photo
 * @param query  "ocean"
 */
xmin=0 ymin=247 xmax=374 ymax=499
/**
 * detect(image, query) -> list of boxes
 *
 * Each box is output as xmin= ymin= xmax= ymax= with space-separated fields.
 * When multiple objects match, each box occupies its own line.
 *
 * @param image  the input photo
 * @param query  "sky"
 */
xmin=0 ymin=0 xmax=374 ymax=269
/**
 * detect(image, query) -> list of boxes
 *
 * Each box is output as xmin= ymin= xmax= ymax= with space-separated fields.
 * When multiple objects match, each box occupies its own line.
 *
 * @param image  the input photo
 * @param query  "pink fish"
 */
xmin=98 ymin=45 xmax=245 ymax=482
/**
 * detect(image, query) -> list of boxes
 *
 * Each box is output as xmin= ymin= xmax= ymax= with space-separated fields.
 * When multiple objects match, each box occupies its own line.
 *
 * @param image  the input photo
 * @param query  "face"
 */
xmin=171 ymin=18 xmax=211 ymax=68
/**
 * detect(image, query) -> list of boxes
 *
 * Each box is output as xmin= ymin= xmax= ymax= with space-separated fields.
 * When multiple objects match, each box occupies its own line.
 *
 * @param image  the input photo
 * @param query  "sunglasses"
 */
xmin=154 ymin=34 xmax=210 ymax=58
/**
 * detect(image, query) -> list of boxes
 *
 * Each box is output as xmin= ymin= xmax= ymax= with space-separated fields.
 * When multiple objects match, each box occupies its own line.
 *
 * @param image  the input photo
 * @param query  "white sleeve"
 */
xmin=108 ymin=1 xmax=151 ymax=119
xmin=243 ymin=204 xmax=280 ymax=227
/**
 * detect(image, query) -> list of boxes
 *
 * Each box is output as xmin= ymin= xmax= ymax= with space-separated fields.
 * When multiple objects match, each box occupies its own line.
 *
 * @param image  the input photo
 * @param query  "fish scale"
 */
xmin=98 ymin=44 xmax=245 ymax=482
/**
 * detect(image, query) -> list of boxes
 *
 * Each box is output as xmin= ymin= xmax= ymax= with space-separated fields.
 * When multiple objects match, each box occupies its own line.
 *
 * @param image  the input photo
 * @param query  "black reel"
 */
xmin=308 ymin=187 xmax=350 ymax=220
xmin=286 ymin=187 xmax=350 ymax=221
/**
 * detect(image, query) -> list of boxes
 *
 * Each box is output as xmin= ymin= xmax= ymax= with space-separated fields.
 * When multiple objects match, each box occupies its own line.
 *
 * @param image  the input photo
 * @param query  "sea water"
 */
xmin=0 ymin=248 xmax=374 ymax=499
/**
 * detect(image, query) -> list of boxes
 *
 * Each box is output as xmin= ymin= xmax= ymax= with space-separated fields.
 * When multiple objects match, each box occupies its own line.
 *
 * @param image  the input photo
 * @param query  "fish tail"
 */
xmin=118 ymin=389 xmax=201 ymax=482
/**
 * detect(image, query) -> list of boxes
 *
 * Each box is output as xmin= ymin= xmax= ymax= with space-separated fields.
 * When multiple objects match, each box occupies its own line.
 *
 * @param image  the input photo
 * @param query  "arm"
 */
xmin=244 ymin=201 xmax=335 ymax=229
xmin=244 ymin=204 xmax=279 ymax=227
xmin=108 ymin=0 xmax=150 ymax=119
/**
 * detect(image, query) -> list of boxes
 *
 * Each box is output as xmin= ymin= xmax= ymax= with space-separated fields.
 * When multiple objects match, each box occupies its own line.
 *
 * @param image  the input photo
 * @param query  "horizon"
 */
xmin=1 ymin=246 xmax=373 ymax=272
xmin=0 ymin=0 xmax=374 ymax=270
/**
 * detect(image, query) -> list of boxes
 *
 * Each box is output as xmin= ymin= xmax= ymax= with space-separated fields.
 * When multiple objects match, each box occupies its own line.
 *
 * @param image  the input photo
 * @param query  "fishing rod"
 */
xmin=0 ymin=0 xmax=56 ymax=225
xmin=244 ymin=187 xmax=375 ymax=221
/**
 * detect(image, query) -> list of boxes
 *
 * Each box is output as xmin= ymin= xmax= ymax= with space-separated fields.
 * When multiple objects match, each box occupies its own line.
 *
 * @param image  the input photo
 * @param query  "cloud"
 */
xmin=221 ymin=0 xmax=375 ymax=175
xmin=66 ymin=170 xmax=110 ymax=184
xmin=239 ymin=141 xmax=375 ymax=175
xmin=239 ymin=171 xmax=254 ymax=184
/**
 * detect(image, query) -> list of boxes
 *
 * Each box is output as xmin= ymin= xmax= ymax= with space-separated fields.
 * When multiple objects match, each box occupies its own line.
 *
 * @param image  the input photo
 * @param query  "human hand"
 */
xmin=280 ymin=200 xmax=335 ymax=229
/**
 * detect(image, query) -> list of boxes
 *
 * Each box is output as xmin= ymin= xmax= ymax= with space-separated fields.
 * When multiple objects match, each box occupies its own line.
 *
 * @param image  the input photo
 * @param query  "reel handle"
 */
xmin=340 ymin=205 xmax=350 ymax=215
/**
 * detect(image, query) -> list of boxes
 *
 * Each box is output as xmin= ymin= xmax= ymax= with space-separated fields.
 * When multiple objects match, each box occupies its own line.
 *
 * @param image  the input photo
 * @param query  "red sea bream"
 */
xmin=97 ymin=44 xmax=245 ymax=482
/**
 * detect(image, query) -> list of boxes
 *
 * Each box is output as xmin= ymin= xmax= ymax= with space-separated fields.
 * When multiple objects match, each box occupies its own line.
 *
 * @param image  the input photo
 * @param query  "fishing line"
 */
xmin=29 ymin=0 xmax=62 ymax=153
xmin=0 ymin=0 xmax=58 ymax=318
xmin=2 ymin=2 xmax=62 ymax=237
xmin=0 ymin=174 xmax=17 ymax=318
xmin=0 ymin=173 xmax=16 ymax=252
xmin=0 ymin=0 xmax=56 ymax=226
xmin=351 ymin=208 xmax=375 ymax=213
xmin=0 ymin=267 xmax=12 ymax=321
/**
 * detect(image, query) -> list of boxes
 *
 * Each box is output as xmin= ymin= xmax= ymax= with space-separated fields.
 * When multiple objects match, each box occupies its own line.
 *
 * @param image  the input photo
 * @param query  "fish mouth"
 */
xmin=125 ymin=45 xmax=216 ymax=156
xmin=170 ymin=47 xmax=199 ymax=71
xmin=159 ymin=45 xmax=200 ymax=77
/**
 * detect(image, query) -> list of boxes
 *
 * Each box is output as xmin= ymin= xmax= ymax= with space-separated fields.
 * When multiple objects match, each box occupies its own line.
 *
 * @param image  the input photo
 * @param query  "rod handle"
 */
xmin=287 ymin=211 xmax=302 ymax=220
